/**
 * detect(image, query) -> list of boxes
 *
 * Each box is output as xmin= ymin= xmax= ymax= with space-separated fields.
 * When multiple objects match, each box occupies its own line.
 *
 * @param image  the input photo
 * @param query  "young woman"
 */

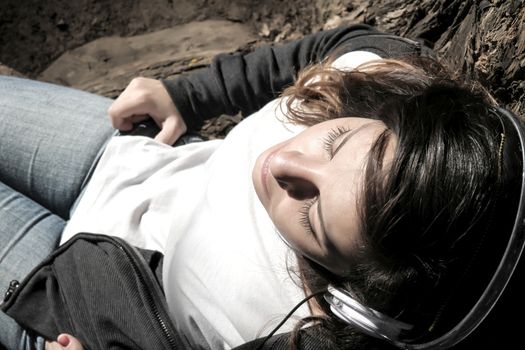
xmin=0 ymin=24 xmax=522 ymax=350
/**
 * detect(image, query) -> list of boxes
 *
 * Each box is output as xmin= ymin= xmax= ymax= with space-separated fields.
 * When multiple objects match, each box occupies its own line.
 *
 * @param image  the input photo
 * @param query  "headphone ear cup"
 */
xmin=324 ymin=285 xmax=413 ymax=346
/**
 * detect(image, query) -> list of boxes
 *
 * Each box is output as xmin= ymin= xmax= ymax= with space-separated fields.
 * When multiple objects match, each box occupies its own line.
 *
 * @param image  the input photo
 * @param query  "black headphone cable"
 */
xmin=255 ymin=290 xmax=326 ymax=350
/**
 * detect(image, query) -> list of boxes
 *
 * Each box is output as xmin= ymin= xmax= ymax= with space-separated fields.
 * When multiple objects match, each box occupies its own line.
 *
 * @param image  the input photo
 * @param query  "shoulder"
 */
xmin=330 ymin=50 xmax=382 ymax=70
xmin=330 ymin=24 xmax=435 ymax=60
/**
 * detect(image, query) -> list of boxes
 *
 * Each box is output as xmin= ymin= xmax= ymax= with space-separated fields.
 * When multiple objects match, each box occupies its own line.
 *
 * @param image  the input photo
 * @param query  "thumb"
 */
xmin=154 ymin=116 xmax=185 ymax=145
xmin=57 ymin=334 xmax=84 ymax=350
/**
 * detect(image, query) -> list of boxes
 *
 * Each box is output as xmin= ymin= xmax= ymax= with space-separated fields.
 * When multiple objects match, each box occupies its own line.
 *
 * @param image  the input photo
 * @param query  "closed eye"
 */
xmin=322 ymin=126 xmax=352 ymax=159
xmin=299 ymin=126 xmax=351 ymax=237
xmin=299 ymin=197 xmax=317 ymax=238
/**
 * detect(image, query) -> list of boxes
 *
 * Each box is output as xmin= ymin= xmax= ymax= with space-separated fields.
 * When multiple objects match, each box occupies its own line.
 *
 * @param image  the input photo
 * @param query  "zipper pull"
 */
xmin=3 ymin=280 xmax=20 ymax=303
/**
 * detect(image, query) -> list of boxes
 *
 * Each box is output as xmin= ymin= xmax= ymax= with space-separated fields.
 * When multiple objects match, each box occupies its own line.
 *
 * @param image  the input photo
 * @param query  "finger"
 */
xmin=125 ymin=114 xmax=150 ymax=126
xmin=57 ymin=334 xmax=71 ymax=347
xmin=154 ymin=117 xmax=184 ymax=145
xmin=46 ymin=341 xmax=60 ymax=350
xmin=57 ymin=334 xmax=84 ymax=350
xmin=108 ymin=95 xmax=150 ymax=130
xmin=112 ymin=114 xmax=149 ymax=132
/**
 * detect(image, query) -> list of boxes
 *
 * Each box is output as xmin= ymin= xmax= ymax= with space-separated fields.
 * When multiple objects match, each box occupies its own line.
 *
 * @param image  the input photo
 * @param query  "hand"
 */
xmin=108 ymin=77 xmax=188 ymax=145
xmin=45 ymin=334 xmax=84 ymax=350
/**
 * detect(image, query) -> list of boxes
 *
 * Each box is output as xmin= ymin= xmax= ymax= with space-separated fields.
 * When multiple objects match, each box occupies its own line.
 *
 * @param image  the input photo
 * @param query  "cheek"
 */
xmin=271 ymin=202 xmax=321 ymax=258
xmin=269 ymin=200 xmax=297 ymax=234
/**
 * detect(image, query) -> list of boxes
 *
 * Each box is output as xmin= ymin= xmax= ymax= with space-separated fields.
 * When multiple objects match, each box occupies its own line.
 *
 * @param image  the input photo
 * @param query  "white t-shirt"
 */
xmin=61 ymin=50 xmax=381 ymax=349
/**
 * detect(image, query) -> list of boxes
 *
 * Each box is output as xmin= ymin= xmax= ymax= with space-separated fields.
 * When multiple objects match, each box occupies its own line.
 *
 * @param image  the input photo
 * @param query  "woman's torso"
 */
xmin=61 ymin=96 xmax=310 ymax=349
xmin=60 ymin=50 xmax=382 ymax=349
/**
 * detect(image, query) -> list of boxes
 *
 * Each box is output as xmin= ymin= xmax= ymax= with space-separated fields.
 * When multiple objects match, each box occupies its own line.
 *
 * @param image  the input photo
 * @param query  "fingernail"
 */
xmin=57 ymin=334 xmax=71 ymax=347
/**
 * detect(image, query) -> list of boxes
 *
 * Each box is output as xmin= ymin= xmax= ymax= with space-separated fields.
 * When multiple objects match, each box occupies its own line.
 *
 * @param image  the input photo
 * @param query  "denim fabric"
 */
xmin=0 ymin=76 xmax=115 ymax=349
xmin=0 ymin=182 xmax=64 ymax=350
xmin=0 ymin=76 xmax=115 ymax=219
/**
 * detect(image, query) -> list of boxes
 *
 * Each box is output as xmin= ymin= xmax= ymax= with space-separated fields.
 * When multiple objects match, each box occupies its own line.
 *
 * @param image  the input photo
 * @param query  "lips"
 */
xmin=261 ymin=143 xmax=284 ymax=198
xmin=261 ymin=147 xmax=280 ymax=199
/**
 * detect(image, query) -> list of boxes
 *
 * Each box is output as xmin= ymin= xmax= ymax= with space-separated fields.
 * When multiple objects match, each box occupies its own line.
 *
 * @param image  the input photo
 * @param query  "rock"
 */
xmin=38 ymin=20 xmax=257 ymax=98
xmin=0 ymin=63 xmax=25 ymax=77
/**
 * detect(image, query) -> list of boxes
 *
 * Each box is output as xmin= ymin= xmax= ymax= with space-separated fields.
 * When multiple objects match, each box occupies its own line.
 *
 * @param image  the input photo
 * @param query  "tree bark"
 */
xmin=356 ymin=0 xmax=524 ymax=115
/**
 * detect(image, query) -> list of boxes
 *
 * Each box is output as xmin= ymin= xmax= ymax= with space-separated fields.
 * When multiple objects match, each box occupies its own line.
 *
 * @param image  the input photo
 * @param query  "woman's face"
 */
xmin=252 ymin=117 xmax=394 ymax=275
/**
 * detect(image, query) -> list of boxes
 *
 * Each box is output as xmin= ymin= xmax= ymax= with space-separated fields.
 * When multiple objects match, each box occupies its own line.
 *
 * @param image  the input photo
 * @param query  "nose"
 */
xmin=269 ymin=150 xmax=322 ymax=200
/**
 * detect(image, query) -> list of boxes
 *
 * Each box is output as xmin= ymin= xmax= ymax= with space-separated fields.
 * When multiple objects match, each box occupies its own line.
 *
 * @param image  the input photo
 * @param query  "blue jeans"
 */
xmin=0 ymin=76 xmax=115 ymax=349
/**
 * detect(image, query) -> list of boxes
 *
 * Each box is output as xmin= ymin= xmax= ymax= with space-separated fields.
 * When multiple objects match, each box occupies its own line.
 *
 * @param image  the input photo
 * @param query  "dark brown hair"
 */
xmin=281 ymin=56 xmax=507 ymax=349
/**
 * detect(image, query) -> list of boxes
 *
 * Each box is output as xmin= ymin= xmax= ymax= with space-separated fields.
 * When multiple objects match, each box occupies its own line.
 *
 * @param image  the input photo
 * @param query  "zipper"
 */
xmin=104 ymin=235 xmax=179 ymax=349
xmin=1 ymin=233 xmax=179 ymax=349
xmin=2 ymin=280 xmax=20 ymax=303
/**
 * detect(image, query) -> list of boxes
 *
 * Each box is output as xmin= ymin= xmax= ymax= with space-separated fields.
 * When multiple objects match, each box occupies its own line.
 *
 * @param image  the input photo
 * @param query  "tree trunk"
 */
xmin=356 ymin=0 xmax=524 ymax=115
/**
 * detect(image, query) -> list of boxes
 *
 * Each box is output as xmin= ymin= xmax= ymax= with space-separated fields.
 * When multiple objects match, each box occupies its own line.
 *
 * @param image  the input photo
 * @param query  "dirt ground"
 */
xmin=0 ymin=0 xmax=357 ymax=137
xmin=0 ymin=0 xmax=350 ymax=77
xmin=1 ymin=0 xmax=524 ymax=137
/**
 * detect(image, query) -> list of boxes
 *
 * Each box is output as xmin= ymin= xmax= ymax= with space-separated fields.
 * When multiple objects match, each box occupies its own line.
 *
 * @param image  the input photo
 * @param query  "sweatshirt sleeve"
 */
xmin=161 ymin=24 xmax=379 ymax=131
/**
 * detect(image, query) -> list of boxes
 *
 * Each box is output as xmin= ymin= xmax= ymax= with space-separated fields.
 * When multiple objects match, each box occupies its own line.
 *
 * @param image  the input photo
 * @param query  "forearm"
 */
xmin=162 ymin=24 xmax=379 ymax=131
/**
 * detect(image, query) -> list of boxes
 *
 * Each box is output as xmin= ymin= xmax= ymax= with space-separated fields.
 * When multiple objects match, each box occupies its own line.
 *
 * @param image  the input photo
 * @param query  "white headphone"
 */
xmin=324 ymin=285 xmax=413 ymax=347
xmin=324 ymin=107 xmax=525 ymax=349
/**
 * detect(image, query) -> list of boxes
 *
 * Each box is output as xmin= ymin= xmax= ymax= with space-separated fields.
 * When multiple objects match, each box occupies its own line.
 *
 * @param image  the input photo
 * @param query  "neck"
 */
xmin=300 ymin=268 xmax=326 ymax=317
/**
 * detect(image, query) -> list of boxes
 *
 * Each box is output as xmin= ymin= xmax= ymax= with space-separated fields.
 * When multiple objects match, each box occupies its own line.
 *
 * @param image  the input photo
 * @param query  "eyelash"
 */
xmin=299 ymin=198 xmax=317 ymax=236
xmin=298 ymin=125 xmax=351 ymax=236
xmin=322 ymin=125 xmax=352 ymax=158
